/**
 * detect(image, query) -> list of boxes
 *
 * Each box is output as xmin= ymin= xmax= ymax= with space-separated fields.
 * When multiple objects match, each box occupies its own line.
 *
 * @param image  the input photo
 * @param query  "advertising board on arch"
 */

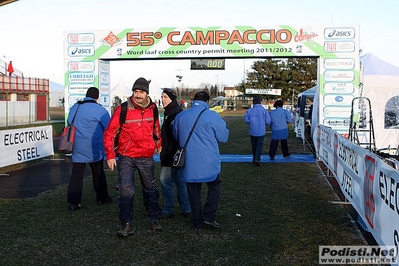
xmin=63 ymin=25 xmax=360 ymax=134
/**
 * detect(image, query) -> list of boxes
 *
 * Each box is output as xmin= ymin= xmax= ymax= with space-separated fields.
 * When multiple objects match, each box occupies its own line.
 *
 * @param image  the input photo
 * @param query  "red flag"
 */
xmin=7 ymin=61 xmax=14 ymax=75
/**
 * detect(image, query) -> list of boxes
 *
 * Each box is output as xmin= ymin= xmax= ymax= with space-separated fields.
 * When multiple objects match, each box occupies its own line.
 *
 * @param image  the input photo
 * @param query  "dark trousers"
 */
xmin=186 ymin=175 xmax=221 ymax=229
xmin=250 ymin=135 xmax=265 ymax=162
xmin=116 ymin=155 xmax=162 ymax=224
xmin=269 ymin=139 xmax=290 ymax=158
xmin=67 ymin=159 xmax=109 ymax=204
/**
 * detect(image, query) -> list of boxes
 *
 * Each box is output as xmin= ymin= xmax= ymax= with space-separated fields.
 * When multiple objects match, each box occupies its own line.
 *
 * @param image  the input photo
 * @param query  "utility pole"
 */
xmin=3 ymin=55 xmax=8 ymax=76
xmin=291 ymin=88 xmax=295 ymax=107
xmin=215 ymin=75 xmax=219 ymax=97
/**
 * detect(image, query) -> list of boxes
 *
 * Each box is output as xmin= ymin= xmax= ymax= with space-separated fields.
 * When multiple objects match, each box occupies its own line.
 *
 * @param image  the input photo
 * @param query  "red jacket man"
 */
xmin=104 ymin=77 xmax=163 ymax=237
xmin=104 ymin=97 xmax=161 ymax=159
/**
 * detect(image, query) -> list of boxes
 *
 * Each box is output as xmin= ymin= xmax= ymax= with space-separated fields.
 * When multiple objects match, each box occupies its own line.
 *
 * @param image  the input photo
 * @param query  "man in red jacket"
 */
xmin=104 ymin=77 xmax=163 ymax=237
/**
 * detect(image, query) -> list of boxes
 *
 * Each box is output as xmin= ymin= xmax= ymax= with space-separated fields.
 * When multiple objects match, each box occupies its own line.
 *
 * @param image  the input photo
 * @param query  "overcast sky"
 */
xmin=1 ymin=0 xmax=398 ymax=90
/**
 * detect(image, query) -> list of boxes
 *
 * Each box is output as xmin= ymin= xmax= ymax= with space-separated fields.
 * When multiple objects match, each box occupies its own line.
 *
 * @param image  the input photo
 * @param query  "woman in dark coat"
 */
xmin=158 ymin=89 xmax=191 ymax=218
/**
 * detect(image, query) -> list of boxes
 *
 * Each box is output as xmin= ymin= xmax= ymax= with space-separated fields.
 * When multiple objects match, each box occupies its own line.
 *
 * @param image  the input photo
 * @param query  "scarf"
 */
xmin=164 ymin=100 xmax=178 ymax=116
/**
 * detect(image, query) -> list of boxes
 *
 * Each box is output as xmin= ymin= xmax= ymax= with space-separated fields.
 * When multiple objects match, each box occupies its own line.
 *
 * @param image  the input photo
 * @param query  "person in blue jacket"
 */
xmin=244 ymin=97 xmax=271 ymax=166
xmin=67 ymin=87 xmax=112 ymax=211
xmin=173 ymin=91 xmax=229 ymax=230
xmin=269 ymin=100 xmax=292 ymax=160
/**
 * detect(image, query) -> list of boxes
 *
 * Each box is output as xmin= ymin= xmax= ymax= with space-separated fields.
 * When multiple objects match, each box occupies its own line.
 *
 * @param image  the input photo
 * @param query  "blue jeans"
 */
xmin=250 ymin=135 xmax=265 ymax=162
xmin=160 ymin=167 xmax=191 ymax=215
xmin=116 ymin=155 xmax=162 ymax=224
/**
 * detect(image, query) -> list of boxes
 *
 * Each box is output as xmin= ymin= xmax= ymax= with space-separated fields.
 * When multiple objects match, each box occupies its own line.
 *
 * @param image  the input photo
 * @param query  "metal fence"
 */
xmin=0 ymin=76 xmax=50 ymax=128
xmin=0 ymin=99 xmax=50 ymax=128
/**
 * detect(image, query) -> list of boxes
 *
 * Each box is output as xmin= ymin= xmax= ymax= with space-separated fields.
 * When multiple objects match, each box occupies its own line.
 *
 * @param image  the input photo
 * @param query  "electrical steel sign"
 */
xmin=64 ymin=25 xmax=360 ymax=135
xmin=0 ymin=126 xmax=54 ymax=167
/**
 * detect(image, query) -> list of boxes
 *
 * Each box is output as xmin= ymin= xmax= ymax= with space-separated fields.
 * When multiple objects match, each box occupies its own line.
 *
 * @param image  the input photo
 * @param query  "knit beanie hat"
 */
xmin=132 ymin=77 xmax=149 ymax=93
xmin=86 ymin=87 xmax=99 ymax=99
xmin=162 ymin=88 xmax=177 ymax=101
xmin=253 ymin=97 xmax=261 ymax=104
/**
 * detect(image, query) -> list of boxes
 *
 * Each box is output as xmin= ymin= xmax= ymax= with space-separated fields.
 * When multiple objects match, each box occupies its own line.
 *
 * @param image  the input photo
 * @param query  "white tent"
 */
xmin=112 ymin=78 xmax=164 ymax=105
xmin=49 ymin=81 xmax=64 ymax=107
xmin=361 ymin=53 xmax=399 ymax=150
xmin=111 ymin=79 xmax=131 ymax=102
xmin=295 ymin=85 xmax=318 ymax=140
xmin=148 ymin=80 xmax=163 ymax=105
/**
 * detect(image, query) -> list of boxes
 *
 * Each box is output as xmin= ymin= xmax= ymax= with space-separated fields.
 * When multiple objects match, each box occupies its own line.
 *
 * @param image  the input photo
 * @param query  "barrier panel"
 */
xmin=314 ymin=124 xmax=399 ymax=259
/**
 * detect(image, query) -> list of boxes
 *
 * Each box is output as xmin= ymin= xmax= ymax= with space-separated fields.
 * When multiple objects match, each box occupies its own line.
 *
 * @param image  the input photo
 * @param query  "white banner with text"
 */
xmin=0 ymin=126 xmax=54 ymax=168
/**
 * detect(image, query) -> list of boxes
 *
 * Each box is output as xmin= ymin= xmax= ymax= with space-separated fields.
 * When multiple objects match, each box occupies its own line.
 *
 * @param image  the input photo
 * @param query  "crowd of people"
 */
xmin=66 ymin=78 xmax=291 ymax=237
xmin=66 ymin=78 xmax=229 ymax=236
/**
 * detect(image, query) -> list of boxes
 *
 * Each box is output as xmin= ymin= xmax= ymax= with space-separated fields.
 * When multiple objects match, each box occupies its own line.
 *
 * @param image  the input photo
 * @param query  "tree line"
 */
xmin=239 ymin=58 xmax=318 ymax=103
xmin=173 ymin=58 xmax=317 ymax=103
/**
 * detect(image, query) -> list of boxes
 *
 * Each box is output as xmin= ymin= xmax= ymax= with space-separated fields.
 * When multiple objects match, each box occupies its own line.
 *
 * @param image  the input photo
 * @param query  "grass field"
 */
xmin=0 ymin=110 xmax=367 ymax=265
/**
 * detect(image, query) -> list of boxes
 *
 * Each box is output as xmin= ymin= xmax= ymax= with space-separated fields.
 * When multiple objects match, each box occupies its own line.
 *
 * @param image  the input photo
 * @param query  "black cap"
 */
xmin=162 ymin=88 xmax=177 ymax=101
xmin=132 ymin=77 xmax=149 ymax=93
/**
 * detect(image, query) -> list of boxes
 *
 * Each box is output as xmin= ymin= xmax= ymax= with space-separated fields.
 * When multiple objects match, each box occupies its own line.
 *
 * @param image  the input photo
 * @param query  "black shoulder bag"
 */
xmin=172 ymin=109 xmax=206 ymax=168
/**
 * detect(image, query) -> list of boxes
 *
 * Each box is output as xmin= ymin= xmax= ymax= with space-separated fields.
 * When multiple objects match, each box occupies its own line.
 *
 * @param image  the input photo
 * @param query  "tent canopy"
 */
xmin=361 ymin=53 xmax=399 ymax=76
xmin=213 ymin=96 xmax=229 ymax=101
xmin=298 ymin=85 xmax=317 ymax=98
xmin=361 ymin=53 xmax=399 ymax=150
xmin=111 ymin=79 xmax=131 ymax=97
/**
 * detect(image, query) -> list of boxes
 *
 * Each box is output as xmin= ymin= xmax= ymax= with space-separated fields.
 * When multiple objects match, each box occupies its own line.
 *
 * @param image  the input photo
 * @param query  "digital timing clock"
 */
xmin=190 ymin=59 xmax=225 ymax=70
